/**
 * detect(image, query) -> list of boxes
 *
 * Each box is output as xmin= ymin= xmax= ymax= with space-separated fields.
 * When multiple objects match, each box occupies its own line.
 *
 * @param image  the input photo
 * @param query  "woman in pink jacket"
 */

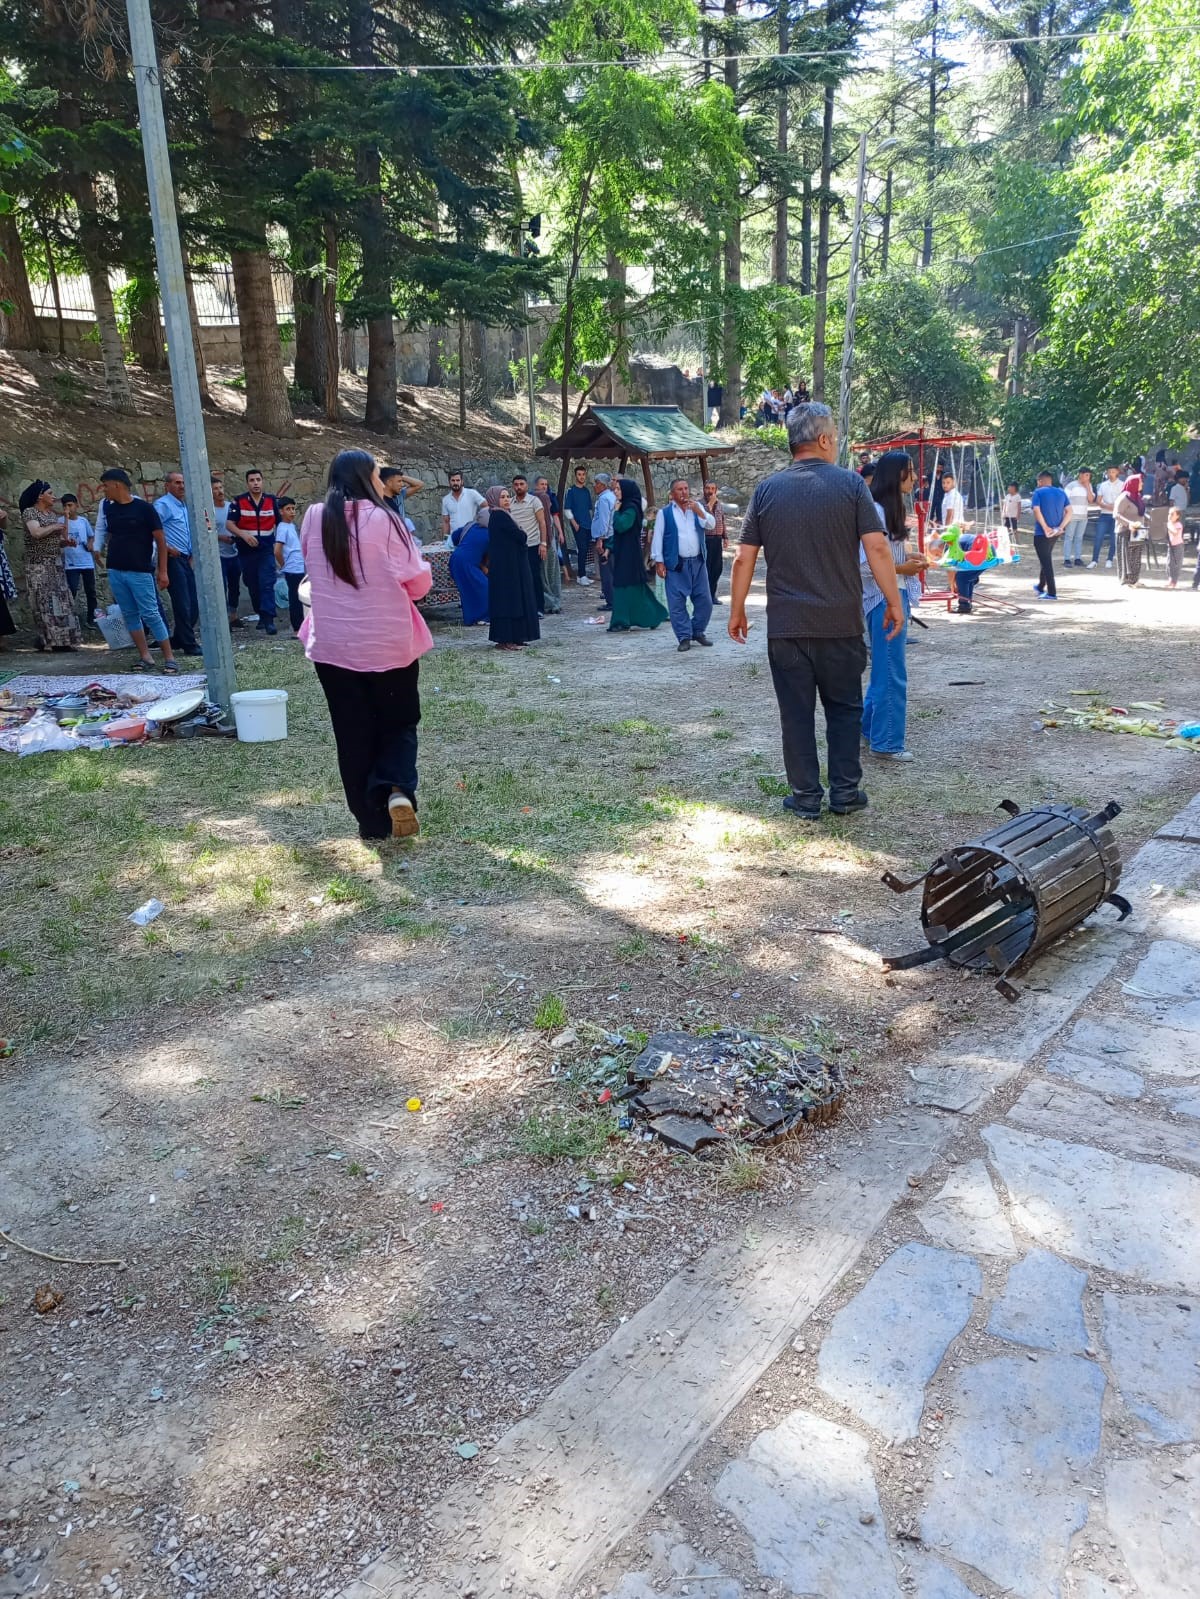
xmin=300 ymin=450 xmax=433 ymax=840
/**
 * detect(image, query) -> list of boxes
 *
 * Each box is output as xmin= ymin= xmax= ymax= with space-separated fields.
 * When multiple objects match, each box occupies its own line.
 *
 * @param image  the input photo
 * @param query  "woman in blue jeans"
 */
xmin=861 ymin=451 xmax=927 ymax=762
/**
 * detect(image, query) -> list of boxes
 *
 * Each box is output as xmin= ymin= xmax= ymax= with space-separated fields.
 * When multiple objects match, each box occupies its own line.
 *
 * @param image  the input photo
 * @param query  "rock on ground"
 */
xmin=815 ymin=1243 xmax=982 ymax=1442
xmin=715 ymin=1409 xmax=900 ymax=1598
xmin=920 ymin=1354 xmax=1106 ymax=1598
xmin=983 ymin=1124 xmax=1200 ymax=1291
xmin=987 ymin=1249 xmax=1089 ymax=1354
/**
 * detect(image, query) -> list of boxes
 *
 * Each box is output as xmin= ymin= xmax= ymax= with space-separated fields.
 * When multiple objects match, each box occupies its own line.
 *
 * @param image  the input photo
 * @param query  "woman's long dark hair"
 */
xmin=617 ymin=477 xmax=644 ymax=535
xmin=871 ymin=451 xmax=913 ymax=541
xmin=321 ymin=449 xmax=411 ymax=587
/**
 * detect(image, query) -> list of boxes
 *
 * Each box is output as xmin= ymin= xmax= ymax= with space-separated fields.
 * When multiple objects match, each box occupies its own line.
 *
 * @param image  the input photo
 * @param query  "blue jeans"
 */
xmin=108 ymin=568 xmax=169 ymax=643
xmin=1063 ymin=515 xmax=1087 ymax=563
xmin=862 ymin=597 xmax=910 ymax=753
xmin=166 ymin=553 xmax=199 ymax=654
xmin=664 ymin=555 xmax=713 ymax=642
xmin=1092 ymin=514 xmax=1115 ymax=563
xmin=768 ymin=635 xmax=867 ymax=811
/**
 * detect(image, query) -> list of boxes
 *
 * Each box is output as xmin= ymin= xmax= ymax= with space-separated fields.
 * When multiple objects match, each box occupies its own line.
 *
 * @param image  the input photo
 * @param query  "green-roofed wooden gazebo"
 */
xmin=536 ymin=404 xmax=734 ymax=509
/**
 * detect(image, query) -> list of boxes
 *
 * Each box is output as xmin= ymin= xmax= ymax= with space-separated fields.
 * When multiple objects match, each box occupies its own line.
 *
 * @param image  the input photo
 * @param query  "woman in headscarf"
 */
xmin=533 ymin=479 xmax=562 ymax=615
xmin=608 ymin=478 xmax=668 ymax=633
xmin=1115 ymin=472 xmax=1147 ymax=588
xmin=485 ymin=486 xmax=540 ymax=650
xmin=448 ymin=498 xmax=490 ymax=627
xmin=0 ymin=507 xmax=17 ymax=649
xmin=19 ymin=481 xmax=80 ymax=651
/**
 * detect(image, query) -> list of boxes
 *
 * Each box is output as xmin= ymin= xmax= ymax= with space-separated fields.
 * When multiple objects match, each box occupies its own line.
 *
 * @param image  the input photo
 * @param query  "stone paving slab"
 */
xmin=1043 ymin=1048 xmax=1144 ymax=1099
xmin=920 ymin=1354 xmax=1106 ymax=1598
xmin=902 ymin=1550 xmax=984 ymax=1599
xmin=987 ymin=1249 xmax=1089 ymax=1354
xmin=918 ymin=1160 xmax=1018 ymax=1258
xmin=714 ymin=1409 xmax=900 ymax=1598
xmin=1102 ymin=1291 xmax=1200 ymax=1443
xmin=1105 ymin=1449 xmax=1200 ymax=1598
xmin=983 ymin=1123 xmax=1200 ymax=1291
xmin=1065 ymin=1014 xmax=1200 ymax=1079
xmin=815 ymin=1242 xmax=981 ymax=1442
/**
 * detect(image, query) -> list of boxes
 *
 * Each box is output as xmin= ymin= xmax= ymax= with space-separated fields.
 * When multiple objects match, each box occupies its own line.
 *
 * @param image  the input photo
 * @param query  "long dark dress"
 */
xmin=449 ymin=520 xmax=489 ymax=626
xmin=488 ymin=509 xmax=540 ymax=645
xmin=609 ymin=504 xmax=668 ymax=631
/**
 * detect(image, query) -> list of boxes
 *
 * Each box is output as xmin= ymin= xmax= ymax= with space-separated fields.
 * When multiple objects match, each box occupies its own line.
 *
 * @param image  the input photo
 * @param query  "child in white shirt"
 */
xmin=1002 ymin=483 xmax=1021 ymax=536
xmin=60 ymin=493 xmax=99 ymax=627
xmin=273 ymin=497 xmax=307 ymax=633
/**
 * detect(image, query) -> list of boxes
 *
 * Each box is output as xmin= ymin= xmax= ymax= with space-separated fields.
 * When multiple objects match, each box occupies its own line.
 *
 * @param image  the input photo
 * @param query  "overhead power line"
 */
xmin=200 ymin=22 xmax=1198 ymax=78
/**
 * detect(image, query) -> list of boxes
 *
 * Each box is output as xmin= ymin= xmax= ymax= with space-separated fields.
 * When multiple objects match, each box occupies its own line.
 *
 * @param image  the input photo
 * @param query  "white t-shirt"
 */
xmin=1097 ymin=477 xmax=1122 ymax=511
xmin=1169 ymin=483 xmax=1188 ymax=511
xmin=275 ymin=523 xmax=305 ymax=574
xmin=63 ymin=514 xmax=95 ymax=570
xmin=1065 ymin=479 xmax=1092 ymax=516
xmin=940 ymin=488 xmax=964 ymax=525
xmin=1002 ymin=493 xmax=1021 ymax=520
xmin=441 ymin=487 xmax=485 ymax=533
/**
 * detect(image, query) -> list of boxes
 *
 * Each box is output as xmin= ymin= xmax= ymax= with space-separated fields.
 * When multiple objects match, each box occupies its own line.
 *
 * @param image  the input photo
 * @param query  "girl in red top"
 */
xmin=300 ymin=450 xmax=433 ymax=840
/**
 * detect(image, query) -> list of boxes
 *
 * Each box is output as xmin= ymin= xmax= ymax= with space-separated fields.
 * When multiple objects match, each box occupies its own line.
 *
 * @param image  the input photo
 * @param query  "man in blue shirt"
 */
xmin=154 ymin=469 xmax=200 ymax=654
xmin=1030 ymin=470 xmax=1070 ymax=600
xmin=591 ymin=471 xmax=618 ymax=610
xmin=562 ymin=466 xmax=595 ymax=585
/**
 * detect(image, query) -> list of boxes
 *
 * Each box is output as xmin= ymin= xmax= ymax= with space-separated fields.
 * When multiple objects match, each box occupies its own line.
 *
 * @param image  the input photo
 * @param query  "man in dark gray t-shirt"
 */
xmin=729 ymin=402 xmax=904 ymax=820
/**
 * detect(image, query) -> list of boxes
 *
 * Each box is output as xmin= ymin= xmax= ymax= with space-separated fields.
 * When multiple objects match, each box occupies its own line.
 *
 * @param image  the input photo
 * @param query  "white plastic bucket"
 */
xmin=230 ymin=688 xmax=289 ymax=743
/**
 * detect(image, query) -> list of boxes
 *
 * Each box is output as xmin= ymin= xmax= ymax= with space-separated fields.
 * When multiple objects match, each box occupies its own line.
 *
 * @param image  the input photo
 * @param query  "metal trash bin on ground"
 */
xmin=882 ymin=799 xmax=1130 ymax=999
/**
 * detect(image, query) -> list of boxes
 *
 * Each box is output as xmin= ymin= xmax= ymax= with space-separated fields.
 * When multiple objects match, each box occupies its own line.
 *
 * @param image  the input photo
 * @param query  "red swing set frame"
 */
xmin=852 ymin=428 xmax=999 ymax=612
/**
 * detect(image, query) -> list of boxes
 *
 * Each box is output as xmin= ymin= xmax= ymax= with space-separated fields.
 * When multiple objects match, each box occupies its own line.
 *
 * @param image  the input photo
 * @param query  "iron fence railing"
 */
xmin=29 ymin=265 xmax=295 ymax=326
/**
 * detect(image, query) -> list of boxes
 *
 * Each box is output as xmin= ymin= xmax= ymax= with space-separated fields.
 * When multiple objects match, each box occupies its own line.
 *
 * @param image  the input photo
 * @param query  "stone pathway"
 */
xmin=586 ymin=813 xmax=1200 ymax=1599
xmin=344 ymin=803 xmax=1200 ymax=1599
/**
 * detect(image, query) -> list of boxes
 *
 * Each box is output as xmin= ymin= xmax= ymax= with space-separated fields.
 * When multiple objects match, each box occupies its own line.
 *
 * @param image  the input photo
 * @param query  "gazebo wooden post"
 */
xmin=698 ymin=452 xmax=710 ymax=492
xmin=640 ymin=453 xmax=655 ymax=509
xmin=617 ymin=452 xmax=629 ymax=476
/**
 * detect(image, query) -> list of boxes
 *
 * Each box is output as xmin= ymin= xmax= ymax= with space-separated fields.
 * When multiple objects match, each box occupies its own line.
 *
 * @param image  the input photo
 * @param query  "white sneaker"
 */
xmin=577 ymin=576 xmax=594 ymax=586
xmin=1087 ymin=561 xmax=1097 ymax=568
xmin=1105 ymin=560 xmax=1113 ymax=568
xmin=868 ymin=748 xmax=915 ymax=762
xmin=244 ymin=613 xmax=259 ymax=623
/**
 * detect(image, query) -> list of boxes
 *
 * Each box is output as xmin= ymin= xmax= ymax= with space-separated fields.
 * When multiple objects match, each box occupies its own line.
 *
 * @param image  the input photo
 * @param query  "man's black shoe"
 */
xmin=783 ymin=794 xmax=821 ymax=821
xmin=677 ymin=638 xmax=691 ymax=652
xmin=694 ymin=632 xmax=714 ymax=647
xmin=829 ymin=791 xmax=869 ymax=816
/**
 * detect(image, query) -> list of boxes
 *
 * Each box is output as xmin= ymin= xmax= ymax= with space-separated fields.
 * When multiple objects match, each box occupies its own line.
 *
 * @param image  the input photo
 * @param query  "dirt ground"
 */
xmin=2 ymin=553 xmax=1198 ymax=1599
xmin=0 ymin=347 xmax=539 ymax=469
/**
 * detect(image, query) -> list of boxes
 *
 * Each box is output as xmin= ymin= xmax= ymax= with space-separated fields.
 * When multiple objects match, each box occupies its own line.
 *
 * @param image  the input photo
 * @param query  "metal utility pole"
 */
xmin=126 ymin=0 xmax=236 ymax=711
xmin=523 ymin=303 xmax=538 ymax=452
xmin=837 ymin=132 xmax=868 ymax=466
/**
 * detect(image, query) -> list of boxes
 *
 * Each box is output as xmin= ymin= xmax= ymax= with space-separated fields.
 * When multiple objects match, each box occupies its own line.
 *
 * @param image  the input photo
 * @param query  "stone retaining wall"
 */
xmin=0 ymin=436 xmax=787 ymax=630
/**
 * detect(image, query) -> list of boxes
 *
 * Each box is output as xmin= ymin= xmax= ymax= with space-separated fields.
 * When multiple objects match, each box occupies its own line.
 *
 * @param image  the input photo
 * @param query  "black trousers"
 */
xmin=314 ymin=660 xmax=421 ymax=840
xmin=66 ymin=568 xmax=99 ymax=624
xmin=598 ymin=546 xmax=614 ymax=606
xmin=166 ymin=553 xmax=199 ymax=655
xmin=221 ymin=558 xmax=240 ymax=615
xmin=705 ymin=536 xmax=724 ymax=600
xmin=768 ymin=634 xmax=867 ymax=811
xmin=574 ymin=525 xmax=592 ymax=578
xmin=1033 ymin=534 xmax=1057 ymax=597
xmin=527 ymin=544 xmax=545 ymax=614
xmin=282 ymin=571 xmax=305 ymax=632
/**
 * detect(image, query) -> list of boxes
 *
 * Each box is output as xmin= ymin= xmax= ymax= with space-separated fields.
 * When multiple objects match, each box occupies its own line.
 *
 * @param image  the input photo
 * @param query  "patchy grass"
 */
xmin=533 ymin=992 xmax=568 ymax=1031
xmin=718 ymin=1143 xmax=769 ymax=1193
xmin=514 ymin=1109 xmax=612 ymax=1161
